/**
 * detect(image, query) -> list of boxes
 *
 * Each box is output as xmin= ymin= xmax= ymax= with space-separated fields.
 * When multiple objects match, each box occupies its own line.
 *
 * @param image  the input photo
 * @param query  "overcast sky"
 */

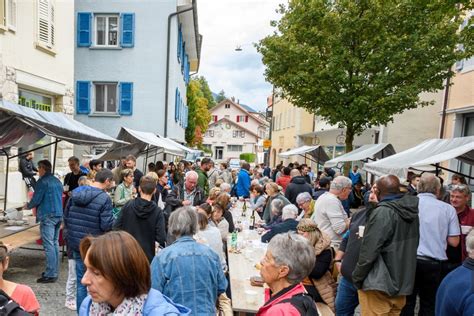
xmin=197 ymin=0 xmax=283 ymax=111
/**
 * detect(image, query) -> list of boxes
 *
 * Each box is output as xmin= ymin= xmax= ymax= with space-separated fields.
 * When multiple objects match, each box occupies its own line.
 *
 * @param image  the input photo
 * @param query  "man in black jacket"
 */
xmin=19 ymin=152 xmax=37 ymax=190
xmin=352 ymin=175 xmax=419 ymax=315
xmin=165 ymin=170 xmax=207 ymax=215
xmin=285 ymin=169 xmax=313 ymax=209
xmin=261 ymin=204 xmax=299 ymax=243
xmin=114 ymin=176 xmax=166 ymax=262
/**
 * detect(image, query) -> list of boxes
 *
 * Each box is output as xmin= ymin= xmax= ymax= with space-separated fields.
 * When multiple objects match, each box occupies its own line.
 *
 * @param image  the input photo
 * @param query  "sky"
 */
xmin=197 ymin=0 xmax=284 ymax=112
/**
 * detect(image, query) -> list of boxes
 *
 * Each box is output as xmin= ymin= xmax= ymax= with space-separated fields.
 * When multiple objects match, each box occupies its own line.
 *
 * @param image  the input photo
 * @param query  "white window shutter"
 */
xmin=37 ymin=0 xmax=54 ymax=48
xmin=7 ymin=0 xmax=15 ymax=30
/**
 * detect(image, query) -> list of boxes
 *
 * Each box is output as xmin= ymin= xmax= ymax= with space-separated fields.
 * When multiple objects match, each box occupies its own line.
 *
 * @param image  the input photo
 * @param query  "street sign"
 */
xmin=263 ymin=139 xmax=272 ymax=149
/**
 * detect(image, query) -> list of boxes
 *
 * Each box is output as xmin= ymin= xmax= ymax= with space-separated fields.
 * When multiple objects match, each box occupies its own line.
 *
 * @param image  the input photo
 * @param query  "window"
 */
xmin=19 ymin=89 xmax=53 ymax=112
xmin=0 ymin=0 xmax=5 ymax=27
xmin=240 ymin=131 xmax=245 ymax=138
xmin=236 ymin=115 xmax=248 ymax=122
xmin=225 ymin=103 xmax=230 ymax=109
xmin=6 ymin=0 xmax=15 ymax=30
xmin=224 ymin=115 xmax=230 ymax=119
xmin=228 ymin=145 xmax=243 ymax=152
xmin=232 ymin=130 xmax=238 ymax=138
xmin=94 ymin=83 xmax=118 ymax=113
xmin=207 ymin=130 xmax=214 ymax=137
xmin=37 ymin=0 xmax=55 ymax=48
xmin=95 ymin=15 xmax=119 ymax=46
xmin=459 ymin=114 xmax=474 ymax=186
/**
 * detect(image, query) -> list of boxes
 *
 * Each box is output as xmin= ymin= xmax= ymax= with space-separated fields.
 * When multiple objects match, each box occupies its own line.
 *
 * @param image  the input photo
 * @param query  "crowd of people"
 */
xmin=10 ymin=153 xmax=474 ymax=315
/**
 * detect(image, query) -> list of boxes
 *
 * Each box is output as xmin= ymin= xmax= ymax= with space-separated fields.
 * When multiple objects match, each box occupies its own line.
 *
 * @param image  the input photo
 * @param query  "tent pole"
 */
xmin=2 ymin=150 xmax=10 ymax=212
xmin=144 ymin=146 xmax=150 ymax=172
xmin=52 ymin=139 xmax=59 ymax=173
xmin=431 ymin=164 xmax=474 ymax=180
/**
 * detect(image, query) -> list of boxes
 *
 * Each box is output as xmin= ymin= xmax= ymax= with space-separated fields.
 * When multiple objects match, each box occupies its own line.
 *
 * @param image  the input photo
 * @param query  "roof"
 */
xmin=208 ymin=117 xmax=259 ymax=138
xmin=279 ymin=145 xmax=330 ymax=163
xmin=0 ymin=100 xmax=125 ymax=149
xmin=211 ymin=99 xmax=267 ymax=125
xmin=99 ymin=127 xmax=185 ymax=160
xmin=325 ymin=143 xmax=396 ymax=168
xmin=364 ymin=137 xmax=474 ymax=180
xmin=239 ymin=103 xmax=258 ymax=113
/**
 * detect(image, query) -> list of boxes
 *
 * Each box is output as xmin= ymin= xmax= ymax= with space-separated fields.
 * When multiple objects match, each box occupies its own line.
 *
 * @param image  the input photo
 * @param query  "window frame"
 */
xmin=94 ymin=14 xmax=120 ymax=47
xmin=227 ymin=145 xmax=243 ymax=152
xmin=93 ymin=82 xmax=119 ymax=114
xmin=6 ymin=0 xmax=15 ymax=31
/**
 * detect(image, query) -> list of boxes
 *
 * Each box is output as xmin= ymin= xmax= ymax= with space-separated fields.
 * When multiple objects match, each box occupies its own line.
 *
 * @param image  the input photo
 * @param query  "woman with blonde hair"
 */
xmin=297 ymin=218 xmax=336 ymax=312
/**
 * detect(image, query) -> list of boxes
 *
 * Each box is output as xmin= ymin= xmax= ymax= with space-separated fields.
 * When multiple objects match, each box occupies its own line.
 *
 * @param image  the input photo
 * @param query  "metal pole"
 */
xmin=52 ymin=139 xmax=59 ymax=173
xmin=3 ymin=150 xmax=10 ymax=212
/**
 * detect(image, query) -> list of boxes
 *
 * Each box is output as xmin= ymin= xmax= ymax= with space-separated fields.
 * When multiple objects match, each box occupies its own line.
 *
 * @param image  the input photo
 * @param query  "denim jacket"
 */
xmin=151 ymin=236 xmax=228 ymax=315
xmin=27 ymin=173 xmax=63 ymax=221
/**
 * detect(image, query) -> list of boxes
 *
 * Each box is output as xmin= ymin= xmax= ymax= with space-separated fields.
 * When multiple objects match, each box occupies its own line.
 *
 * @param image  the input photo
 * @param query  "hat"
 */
xmin=318 ymin=177 xmax=331 ymax=187
xmin=297 ymin=219 xmax=318 ymax=233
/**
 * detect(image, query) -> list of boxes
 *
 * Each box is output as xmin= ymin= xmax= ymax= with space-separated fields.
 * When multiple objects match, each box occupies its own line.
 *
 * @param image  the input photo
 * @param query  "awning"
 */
xmin=0 ymin=100 xmax=125 ymax=149
xmin=157 ymin=135 xmax=195 ymax=153
xmin=364 ymin=137 xmax=474 ymax=180
xmin=99 ymin=127 xmax=185 ymax=160
xmin=279 ymin=145 xmax=330 ymax=163
xmin=325 ymin=143 xmax=396 ymax=168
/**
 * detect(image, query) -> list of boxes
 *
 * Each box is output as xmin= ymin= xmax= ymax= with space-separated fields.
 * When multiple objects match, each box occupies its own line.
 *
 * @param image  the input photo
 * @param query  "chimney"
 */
xmin=231 ymin=96 xmax=235 ymax=102
xmin=237 ymin=99 xmax=240 ymax=104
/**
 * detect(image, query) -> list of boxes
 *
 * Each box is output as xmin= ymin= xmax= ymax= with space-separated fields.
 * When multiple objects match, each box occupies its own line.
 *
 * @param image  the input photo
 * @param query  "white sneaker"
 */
xmin=65 ymin=298 xmax=76 ymax=311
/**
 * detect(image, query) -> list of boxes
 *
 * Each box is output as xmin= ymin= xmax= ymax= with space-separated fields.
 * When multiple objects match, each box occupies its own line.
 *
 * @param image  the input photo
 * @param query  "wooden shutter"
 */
xmin=120 ymin=13 xmax=135 ymax=48
xmin=76 ymin=81 xmax=91 ymax=114
xmin=236 ymin=115 xmax=240 ymax=122
xmin=7 ymin=0 xmax=16 ymax=30
xmin=38 ymin=0 xmax=54 ymax=48
xmin=245 ymin=115 xmax=249 ymax=122
xmin=119 ymin=82 xmax=133 ymax=115
xmin=177 ymin=24 xmax=182 ymax=62
xmin=77 ymin=13 xmax=92 ymax=47
xmin=175 ymin=89 xmax=180 ymax=122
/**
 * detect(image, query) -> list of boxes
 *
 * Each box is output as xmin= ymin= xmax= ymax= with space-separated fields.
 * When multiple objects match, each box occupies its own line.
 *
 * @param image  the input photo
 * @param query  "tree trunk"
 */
xmin=343 ymin=127 xmax=355 ymax=176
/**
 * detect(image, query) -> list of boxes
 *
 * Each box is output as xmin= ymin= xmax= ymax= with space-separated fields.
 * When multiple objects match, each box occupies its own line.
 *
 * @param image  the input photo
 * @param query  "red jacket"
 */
xmin=276 ymin=175 xmax=291 ymax=192
xmin=256 ymin=283 xmax=318 ymax=316
xmin=459 ymin=206 xmax=474 ymax=260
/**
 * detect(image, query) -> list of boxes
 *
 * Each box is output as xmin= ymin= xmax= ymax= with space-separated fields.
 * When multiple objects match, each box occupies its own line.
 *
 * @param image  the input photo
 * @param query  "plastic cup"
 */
xmin=358 ymin=225 xmax=365 ymax=238
xmin=245 ymin=290 xmax=257 ymax=304
xmin=461 ymin=225 xmax=472 ymax=235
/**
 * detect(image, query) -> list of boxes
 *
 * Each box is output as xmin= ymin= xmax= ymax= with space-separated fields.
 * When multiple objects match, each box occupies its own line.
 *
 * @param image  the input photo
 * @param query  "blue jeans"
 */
xmin=73 ymin=250 xmax=87 ymax=311
xmin=335 ymin=276 xmax=359 ymax=316
xmin=40 ymin=215 xmax=61 ymax=278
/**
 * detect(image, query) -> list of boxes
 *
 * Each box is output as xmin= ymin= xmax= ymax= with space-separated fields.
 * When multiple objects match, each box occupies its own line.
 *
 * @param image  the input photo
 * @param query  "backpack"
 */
xmin=0 ymin=289 xmax=32 ymax=316
xmin=277 ymin=293 xmax=319 ymax=316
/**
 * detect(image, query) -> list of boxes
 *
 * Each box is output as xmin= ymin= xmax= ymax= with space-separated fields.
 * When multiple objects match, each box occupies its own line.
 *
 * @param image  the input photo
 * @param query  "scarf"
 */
xmin=89 ymin=294 xmax=147 ymax=316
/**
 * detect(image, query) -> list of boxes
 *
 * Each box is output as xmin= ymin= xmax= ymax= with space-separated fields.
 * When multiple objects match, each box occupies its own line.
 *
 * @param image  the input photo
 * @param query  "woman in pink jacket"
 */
xmin=257 ymin=232 xmax=318 ymax=315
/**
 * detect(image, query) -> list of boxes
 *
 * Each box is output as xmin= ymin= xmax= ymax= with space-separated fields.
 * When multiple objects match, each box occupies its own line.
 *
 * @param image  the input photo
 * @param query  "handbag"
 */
xmin=216 ymin=293 xmax=232 ymax=316
xmin=113 ymin=186 xmax=125 ymax=219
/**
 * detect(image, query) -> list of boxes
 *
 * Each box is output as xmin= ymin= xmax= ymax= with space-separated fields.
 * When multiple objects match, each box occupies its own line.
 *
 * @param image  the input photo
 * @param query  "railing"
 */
xmin=18 ymin=97 xmax=51 ymax=112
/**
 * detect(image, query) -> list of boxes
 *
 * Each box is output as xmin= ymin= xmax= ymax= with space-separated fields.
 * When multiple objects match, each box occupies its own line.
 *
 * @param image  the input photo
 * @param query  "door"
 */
xmin=215 ymin=146 xmax=224 ymax=160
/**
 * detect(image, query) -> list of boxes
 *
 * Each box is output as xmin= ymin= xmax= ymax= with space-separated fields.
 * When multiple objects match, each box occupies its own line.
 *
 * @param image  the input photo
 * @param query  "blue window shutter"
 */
xmin=77 ymin=13 xmax=92 ymax=47
xmin=119 ymin=82 xmax=133 ymax=115
xmin=121 ymin=13 xmax=135 ymax=48
xmin=76 ymin=81 xmax=91 ymax=114
xmin=181 ymin=42 xmax=186 ymax=72
xmin=184 ymin=105 xmax=188 ymax=128
xmin=177 ymin=25 xmax=182 ymax=62
xmin=175 ymin=89 xmax=180 ymax=122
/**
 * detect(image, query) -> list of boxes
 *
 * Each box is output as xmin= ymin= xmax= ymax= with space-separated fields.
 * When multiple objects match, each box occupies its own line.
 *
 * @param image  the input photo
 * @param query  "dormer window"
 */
xmin=225 ymin=103 xmax=230 ymax=109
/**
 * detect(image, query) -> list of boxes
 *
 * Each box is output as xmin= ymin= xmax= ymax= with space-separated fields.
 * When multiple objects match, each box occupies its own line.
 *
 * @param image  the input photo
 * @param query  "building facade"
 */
xmin=74 ymin=0 xmax=200 ymax=156
xmin=203 ymin=98 xmax=269 ymax=162
xmin=0 ymin=0 xmax=74 ymax=207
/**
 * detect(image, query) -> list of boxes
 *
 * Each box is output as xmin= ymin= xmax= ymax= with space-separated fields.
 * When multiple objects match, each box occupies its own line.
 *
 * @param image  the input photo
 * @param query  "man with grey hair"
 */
xmin=262 ymin=204 xmax=299 ymax=243
xmin=402 ymin=173 xmax=460 ymax=316
xmin=151 ymin=206 xmax=227 ymax=315
xmin=436 ymin=229 xmax=474 ymax=315
xmin=447 ymin=184 xmax=474 ymax=264
xmin=220 ymin=182 xmax=231 ymax=194
xmin=165 ymin=170 xmax=207 ymax=214
xmin=311 ymin=176 xmax=351 ymax=248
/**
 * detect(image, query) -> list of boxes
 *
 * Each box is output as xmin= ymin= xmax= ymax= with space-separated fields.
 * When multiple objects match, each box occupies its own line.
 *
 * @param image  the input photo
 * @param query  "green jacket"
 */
xmin=352 ymin=194 xmax=419 ymax=296
xmin=195 ymin=167 xmax=209 ymax=197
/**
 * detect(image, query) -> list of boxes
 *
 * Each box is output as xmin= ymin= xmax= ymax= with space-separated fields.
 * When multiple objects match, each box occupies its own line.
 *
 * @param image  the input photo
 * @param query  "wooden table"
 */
xmin=0 ymin=216 xmax=40 ymax=250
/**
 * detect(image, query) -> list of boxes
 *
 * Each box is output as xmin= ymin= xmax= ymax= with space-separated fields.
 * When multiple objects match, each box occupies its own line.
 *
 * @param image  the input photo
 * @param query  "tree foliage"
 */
xmin=195 ymin=76 xmax=216 ymax=109
xmin=185 ymin=79 xmax=212 ymax=146
xmin=257 ymin=0 xmax=474 ymax=152
xmin=215 ymin=89 xmax=227 ymax=103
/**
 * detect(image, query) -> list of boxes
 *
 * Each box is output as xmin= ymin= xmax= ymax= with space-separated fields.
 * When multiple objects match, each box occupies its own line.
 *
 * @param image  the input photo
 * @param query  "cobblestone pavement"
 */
xmin=4 ymin=242 xmax=75 ymax=316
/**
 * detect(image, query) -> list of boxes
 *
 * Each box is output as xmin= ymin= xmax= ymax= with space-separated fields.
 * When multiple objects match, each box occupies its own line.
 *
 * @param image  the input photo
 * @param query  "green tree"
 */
xmin=196 ymin=76 xmax=216 ymax=108
xmin=185 ymin=80 xmax=212 ymax=146
xmin=215 ymin=89 xmax=226 ymax=103
xmin=257 ymin=0 xmax=473 ymax=155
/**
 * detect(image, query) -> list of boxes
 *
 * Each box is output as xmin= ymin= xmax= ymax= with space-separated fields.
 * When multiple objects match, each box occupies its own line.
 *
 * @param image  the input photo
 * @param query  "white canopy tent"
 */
xmin=99 ymin=127 xmax=185 ymax=161
xmin=364 ymin=137 xmax=474 ymax=180
xmin=325 ymin=143 xmax=396 ymax=168
xmin=279 ymin=145 xmax=330 ymax=165
xmin=157 ymin=135 xmax=195 ymax=153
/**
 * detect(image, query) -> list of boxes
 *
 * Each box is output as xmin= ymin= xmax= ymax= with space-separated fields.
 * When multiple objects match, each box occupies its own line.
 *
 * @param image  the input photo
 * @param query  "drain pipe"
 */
xmin=164 ymin=3 xmax=195 ymax=138
xmin=439 ymin=73 xmax=451 ymax=139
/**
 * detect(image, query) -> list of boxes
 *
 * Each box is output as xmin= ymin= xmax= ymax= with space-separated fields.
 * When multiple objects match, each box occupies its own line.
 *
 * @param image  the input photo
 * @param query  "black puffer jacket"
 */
xmin=114 ymin=198 xmax=166 ymax=262
xmin=285 ymin=176 xmax=313 ymax=206
xmin=352 ymin=194 xmax=419 ymax=296
xmin=64 ymin=186 xmax=113 ymax=252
